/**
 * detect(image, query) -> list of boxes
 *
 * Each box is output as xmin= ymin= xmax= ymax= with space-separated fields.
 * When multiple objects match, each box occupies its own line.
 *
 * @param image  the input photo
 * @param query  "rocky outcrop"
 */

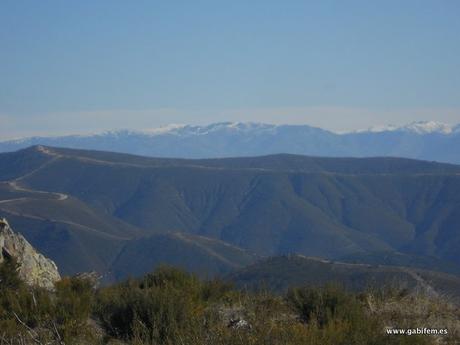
xmin=0 ymin=218 xmax=60 ymax=289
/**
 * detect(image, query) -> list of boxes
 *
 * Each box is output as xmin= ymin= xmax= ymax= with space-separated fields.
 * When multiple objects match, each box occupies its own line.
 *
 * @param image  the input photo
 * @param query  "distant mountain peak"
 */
xmin=361 ymin=121 xmax=456 ymax=134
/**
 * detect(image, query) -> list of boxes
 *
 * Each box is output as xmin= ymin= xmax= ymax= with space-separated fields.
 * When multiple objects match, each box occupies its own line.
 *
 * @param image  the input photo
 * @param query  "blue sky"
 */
xmin=1 ymin=0 xmax=460 ymax=138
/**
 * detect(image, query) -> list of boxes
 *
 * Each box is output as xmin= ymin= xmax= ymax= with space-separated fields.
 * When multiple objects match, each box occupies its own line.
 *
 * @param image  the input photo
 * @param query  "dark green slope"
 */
xmin=0 ymin=193 xmax=141 ymax=275
xmin=1 ymin=146 xmax=460 ymax=277
xmin=109 ymin=232 xmax=258 ymax=282
xmin=229 ymin=255 xmax=460 ymax=303
xmin=1 ymin=201 xmax=256 ymax=280
xmin=21 ymin=158 xmax=392 ymax=257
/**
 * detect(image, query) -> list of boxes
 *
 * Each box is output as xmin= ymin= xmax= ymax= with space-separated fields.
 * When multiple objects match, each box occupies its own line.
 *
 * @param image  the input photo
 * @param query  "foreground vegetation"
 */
xmin=1 ymin=258 xmax=459 ymax=345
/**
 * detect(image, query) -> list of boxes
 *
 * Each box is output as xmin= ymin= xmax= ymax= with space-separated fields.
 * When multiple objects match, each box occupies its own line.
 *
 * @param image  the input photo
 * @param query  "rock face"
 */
xmin=0 ymin=218 xmax=60 ymax=289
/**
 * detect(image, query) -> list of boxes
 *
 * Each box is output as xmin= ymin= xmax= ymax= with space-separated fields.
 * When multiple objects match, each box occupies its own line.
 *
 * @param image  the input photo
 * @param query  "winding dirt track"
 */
xmin=1 ymin=146 xmax=69 ymax=204
xmin=0 ymin=147 xmax=134 ymax=240
xmin=0 ymin=146 xmax=138 ymax=241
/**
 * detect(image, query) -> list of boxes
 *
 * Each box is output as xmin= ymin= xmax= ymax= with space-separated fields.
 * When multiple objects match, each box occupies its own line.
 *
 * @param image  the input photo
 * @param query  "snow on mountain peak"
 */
xmin=142 ymin=122 xmax=277 ymax=136
xmin=361 ymin=124 xmax=399 ymax=133
xmin=402 ymin=121 xmax=453 ymax=134
xmin=360 ymin=121 xmax=456 ymax=135
xmin=144 ymin=124 xmax=187 ymax=135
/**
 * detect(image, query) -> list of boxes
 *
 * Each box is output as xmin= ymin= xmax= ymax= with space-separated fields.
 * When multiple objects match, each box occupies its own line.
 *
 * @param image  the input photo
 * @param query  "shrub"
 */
xmin=53 ymin=276 xmax=95 ymax=342
xmin=94 ymin=266 xmax=207 ymax=344
xmin=286 ymin=285 xmax=360 ymax=326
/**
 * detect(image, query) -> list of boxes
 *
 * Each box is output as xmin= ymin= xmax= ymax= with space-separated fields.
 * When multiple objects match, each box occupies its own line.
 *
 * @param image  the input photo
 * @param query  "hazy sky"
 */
xmin=1 ymin=0 xmax=460 ymax=138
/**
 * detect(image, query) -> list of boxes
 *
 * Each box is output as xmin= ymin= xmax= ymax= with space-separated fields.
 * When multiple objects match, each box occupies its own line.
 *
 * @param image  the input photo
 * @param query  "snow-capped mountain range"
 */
xmin=92 ymin=120 xmax=460 ymax=136
xmin=1 ymin=121 xmax=459 ymax=164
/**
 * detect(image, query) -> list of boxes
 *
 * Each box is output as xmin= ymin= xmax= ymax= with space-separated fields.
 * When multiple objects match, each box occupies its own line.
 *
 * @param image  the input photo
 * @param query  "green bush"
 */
xmin=53 ymin=276 xmax=95 ymax=342
xmin=287 ymin=285 xmax=357 ymax=326
xmin=94 ymin=266 xmax=208 ymax=344
xmin=286 ymin=285 xmax=432 ymax=345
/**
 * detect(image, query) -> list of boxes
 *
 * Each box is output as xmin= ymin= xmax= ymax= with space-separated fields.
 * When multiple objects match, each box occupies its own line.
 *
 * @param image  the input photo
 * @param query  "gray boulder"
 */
xmin=0 ymin=218 xmax=61 ymax=289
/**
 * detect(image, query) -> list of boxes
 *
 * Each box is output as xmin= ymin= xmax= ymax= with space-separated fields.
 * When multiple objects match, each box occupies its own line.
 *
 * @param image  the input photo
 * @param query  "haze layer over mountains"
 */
xmin=1 ymin=120 xmax=460 ymax=164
